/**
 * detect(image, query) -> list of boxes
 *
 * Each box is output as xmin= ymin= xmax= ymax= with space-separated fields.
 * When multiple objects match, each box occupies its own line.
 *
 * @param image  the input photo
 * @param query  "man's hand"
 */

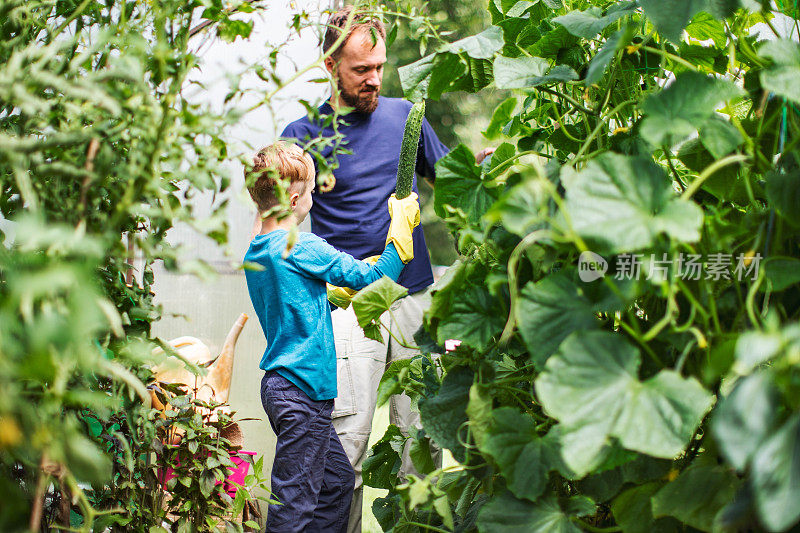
xmin=386 ymin=192 xmax=421 ymax=263
xmin=476 ymin=147 xmax=496 ymax=165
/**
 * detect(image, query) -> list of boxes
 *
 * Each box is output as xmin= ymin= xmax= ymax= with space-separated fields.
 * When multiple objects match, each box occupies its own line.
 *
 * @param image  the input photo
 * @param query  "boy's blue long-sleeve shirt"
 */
xmin=245 ymin=229 xmax=404 ymax=400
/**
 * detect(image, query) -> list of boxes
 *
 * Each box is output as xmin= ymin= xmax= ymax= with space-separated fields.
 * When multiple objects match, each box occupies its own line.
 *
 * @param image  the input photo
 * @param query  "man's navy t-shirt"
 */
xmin=280 ymin=96 xmax=449 ymax=294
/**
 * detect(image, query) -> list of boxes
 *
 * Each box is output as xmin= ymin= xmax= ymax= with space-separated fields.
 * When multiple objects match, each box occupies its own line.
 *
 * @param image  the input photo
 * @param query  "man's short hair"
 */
xmin=246 ymin=142 xmax=314 ymax=213
xmin=323 ymin=5 xmax=386 ymax=61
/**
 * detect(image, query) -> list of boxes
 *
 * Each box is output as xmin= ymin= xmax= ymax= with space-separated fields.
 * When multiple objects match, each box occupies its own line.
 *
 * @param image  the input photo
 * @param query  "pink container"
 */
xmin=223 ymin=450 xmax=256 ymax=497
xmin=158 ymin=450 xmax=257 ymax=497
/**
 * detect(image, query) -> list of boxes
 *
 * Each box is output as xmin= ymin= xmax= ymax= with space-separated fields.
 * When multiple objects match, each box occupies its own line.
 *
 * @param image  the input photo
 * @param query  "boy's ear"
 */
xmin=289 ymin=191 xmax=300 ymax=208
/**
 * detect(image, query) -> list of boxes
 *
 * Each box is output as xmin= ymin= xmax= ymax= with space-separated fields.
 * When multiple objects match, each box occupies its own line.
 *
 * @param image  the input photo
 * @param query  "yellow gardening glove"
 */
xmin=327 ymin=284 xmax=357 ymax=309
xmin=326 ymin=256 xmax=381 ymax=309
xmin=386 ymin=193 xmax=421 ymax=263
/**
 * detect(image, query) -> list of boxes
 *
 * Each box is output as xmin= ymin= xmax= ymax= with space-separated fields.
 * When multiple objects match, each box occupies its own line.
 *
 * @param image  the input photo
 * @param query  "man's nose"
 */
xmin=365 ymin=69 xmax=380 ymax=87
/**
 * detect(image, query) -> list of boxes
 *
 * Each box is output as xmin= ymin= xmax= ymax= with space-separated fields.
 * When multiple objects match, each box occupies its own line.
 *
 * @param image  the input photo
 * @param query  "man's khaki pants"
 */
xmin=331 ymin=290 xmax=440 ymax=533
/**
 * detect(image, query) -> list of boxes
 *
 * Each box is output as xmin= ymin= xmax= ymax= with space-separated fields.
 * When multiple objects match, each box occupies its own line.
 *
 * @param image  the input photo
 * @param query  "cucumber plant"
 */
xmin=353 ymin=1 xmax=800 ymax=532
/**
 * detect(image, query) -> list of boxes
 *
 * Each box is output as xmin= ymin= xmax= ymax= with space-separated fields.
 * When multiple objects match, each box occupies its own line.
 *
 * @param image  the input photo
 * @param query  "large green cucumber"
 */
xmin=395 ymin=100 xmax=426 ymax=199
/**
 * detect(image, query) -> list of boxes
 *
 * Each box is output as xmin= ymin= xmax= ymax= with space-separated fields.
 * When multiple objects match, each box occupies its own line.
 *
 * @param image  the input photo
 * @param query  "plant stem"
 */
xmin=619 ymin=320 xmax=664 ymax=367
xmin=642 ymin=292 xmax=677 ymax=342
xmin=29 ymin=456 xmax=50 ymax=532
xmin=681 ymin=154 xmax=750 ymax=199
xmin=487 ymin=149 xmax=553 ymax=178
xmin=663 ymin=146 xmax=683 ymax=185
xmin=572 ymin=99 xmax=636 ymax=164
xmin=401 ymin=516 xmax=451 ymax=529
xmin=499 ymin=229 xmax=552 ymax=344
xmin=539 ymin=86 xmax=599 ymax=116
xmin=642 ymin=45 xmax=699 ymax=72
xmin=380 ymin=318 xmax=417 ymax=350
xmin=746 ymin=271 xmax=765 ymax=329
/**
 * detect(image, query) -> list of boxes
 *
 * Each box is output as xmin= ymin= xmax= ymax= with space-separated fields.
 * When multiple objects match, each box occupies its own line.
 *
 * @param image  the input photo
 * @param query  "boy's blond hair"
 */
xmin=247 ymin=141 xmax=315 ymax=212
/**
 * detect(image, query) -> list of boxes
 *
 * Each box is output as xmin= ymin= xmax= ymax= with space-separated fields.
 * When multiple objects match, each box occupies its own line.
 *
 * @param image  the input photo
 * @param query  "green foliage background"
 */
xmin=0 ymin=1 xmax=272 ymax=531
xmin=4 ymin=0 xmax=800 ymax=532
xmin=355 ymin=1 xmax=800 ymax=532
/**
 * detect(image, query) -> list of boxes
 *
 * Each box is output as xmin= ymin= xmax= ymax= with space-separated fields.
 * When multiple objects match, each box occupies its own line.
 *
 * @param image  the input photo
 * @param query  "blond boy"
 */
xmin=243 ymin=142 xmax=419 ymax=532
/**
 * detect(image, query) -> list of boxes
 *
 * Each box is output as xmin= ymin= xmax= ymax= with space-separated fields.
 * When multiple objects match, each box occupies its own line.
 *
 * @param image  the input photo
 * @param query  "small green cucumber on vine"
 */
xmin=395 ymin=100 xmax=426 ymax=199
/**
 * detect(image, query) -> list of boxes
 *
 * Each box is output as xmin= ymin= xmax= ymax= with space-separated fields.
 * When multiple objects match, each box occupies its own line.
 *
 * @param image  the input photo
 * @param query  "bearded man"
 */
xmin=279 ymin=6 xmax=492 ymax=531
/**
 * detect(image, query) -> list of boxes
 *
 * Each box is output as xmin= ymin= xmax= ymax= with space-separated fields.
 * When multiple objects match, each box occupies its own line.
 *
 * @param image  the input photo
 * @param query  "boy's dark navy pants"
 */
xmin=260 ymin=371 xmax=354 ymax=533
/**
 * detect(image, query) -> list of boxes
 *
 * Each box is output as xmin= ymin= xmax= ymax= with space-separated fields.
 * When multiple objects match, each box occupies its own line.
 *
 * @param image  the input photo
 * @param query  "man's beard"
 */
xmin=339 ymin=79 xmax=379 ymax=113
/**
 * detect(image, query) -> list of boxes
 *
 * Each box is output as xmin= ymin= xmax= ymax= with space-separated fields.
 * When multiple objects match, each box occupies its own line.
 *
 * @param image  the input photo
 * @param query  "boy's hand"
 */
xmin=326 ymin=256 xmax=380 ymax=309
xmin=386 ymin=193 xmax=421 ymax=263
xmin=327 ymin=283 xmax=357 ymax=309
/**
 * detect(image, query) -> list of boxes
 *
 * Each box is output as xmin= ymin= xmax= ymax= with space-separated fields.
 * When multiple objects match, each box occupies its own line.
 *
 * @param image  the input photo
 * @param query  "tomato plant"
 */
xmin=357 ymin=1 xmax=800 ymax=531
xmin=0 ymin=1 xmax=270 ymax=531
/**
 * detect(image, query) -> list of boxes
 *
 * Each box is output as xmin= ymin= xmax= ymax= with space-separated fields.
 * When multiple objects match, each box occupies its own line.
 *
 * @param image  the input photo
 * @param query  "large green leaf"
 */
xmin=484 ymin=178 xmax=548 ymax=236
xmin=611 ymin=482 xmax=663 ymax=533
xmin=477 ymin=407 xmax=565 ymax=501
xmin=363 ymin=425 xmax=405 ymax=489
xmin=477 ymin=492 xmax=584 ymax=533
xmin=677 ymin=137 xmax=749 ymax=203
xmin=640 ymin=72 xmax=744 ymax=147
xmin=376 ymin=358 xmax=413 ymax=407
xmin=652 ymin=459 xmax=740 ymax=531
xmin=766 ymin=154 xmax=800 ymax=227
xmin=409 ymin=431 xmax=436 ymax=476
xmin=398 ymin=52 xmax=466 ymax=101
xmin=579 ymin=454 xmax=671 ymax=504
xmin=639 ymin=0 xmax=708 ymax=43
xmin=528 ymin=25 xmax=580 ymax=59
xmin=585 ymin=28 xmax=630 ymax=86
xmin=371 ymin=495 xmax=403 ymax=532
xmin=449 ymin=26 xmax=504 ymax=59
xmin=398 ymin=53 xmax=435 ymax=102
xmin=732 ymin=328 xmax=794 ymax=374
xmin=759 ymin=39 xmax=800 ymax=105
xmin=419 ymin=366 xmax=473 ymax=461
xmin=482 ymin=97 xmax=517 ymax=139
xmin=434 ymin=144 xmax=500 ymax=223
xmin=437 ymin=285 xmax=505 ymax=351
xmin=699 ymin=116 xmax=743 ymax=159
xmin=751 ymin=413 xmax=800 ymax=532
xmin=685 ymin=11 xmax=727 ymax=48
xmin=493 ymin=55 xmax=578 ymax=89
xmin=62 ymin=431 xmax=112 ymax=484
xmin=466 ymin=383 xmax=493 ymax=448
xmin=517 ymin=270 xmax=618 ymax=366
xmin=536 ymin=331 xmax=714 ymax=476
xmin=552 ymin=3 xmax=637 ymax=39
xmin=351 ymin=276 xmax=408 ymax=343
xmin=425 ymin=259 xmax=467 ymax=327
xmin=488 ymin=141 xmax=517 ymax=174
xmin=764 ymin=257 xmax=800 ymax=291
xmin=712 ymin=371 xmax=779 ymax=471
xmin=563 ymin=153 xmax=703 ymax=253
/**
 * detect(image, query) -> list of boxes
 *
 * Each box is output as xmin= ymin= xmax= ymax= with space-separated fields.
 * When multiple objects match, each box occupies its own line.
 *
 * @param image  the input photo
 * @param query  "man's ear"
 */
xmin=289 ymin=191 xmax=300 ymax=208
xmin=324 ymin=56 xmax=336 ymax=75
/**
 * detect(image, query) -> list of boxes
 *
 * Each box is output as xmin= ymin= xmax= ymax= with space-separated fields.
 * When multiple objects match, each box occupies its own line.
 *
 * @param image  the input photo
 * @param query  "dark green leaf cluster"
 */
xmin=356 ymin=1 xmax=800 ymax=531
